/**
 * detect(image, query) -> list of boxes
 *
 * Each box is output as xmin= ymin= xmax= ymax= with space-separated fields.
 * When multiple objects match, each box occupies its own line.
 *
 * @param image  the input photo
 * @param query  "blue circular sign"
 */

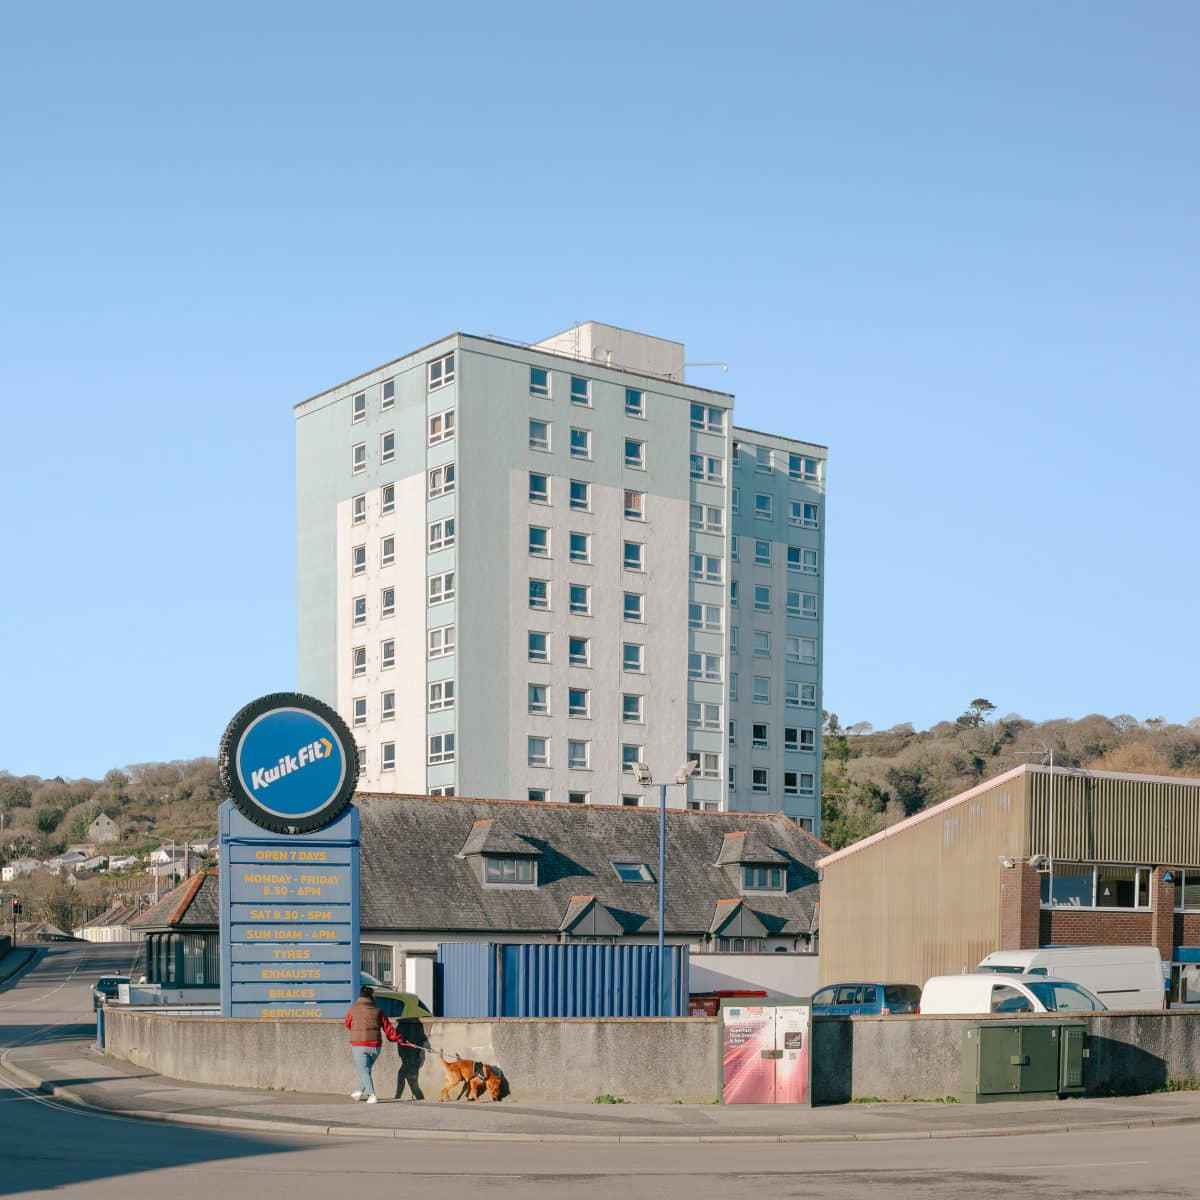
xmin=218 ymin=693 xmax=358 ymax=833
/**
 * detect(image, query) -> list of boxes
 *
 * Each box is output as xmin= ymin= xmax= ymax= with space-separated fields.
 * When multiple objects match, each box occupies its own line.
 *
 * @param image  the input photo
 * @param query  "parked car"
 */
xmin=360 ymin=971 xmax=431 ymax=1020
xmin=92 ymin=975 xmax=130 ymax=1011
xmin=810 ymin=982 xmax=922 ymax=1016
xmin=920 ymin=972 xmax=1106 ymax=1015
xmin=977 ymin=945 xmax=1165 ymax=1011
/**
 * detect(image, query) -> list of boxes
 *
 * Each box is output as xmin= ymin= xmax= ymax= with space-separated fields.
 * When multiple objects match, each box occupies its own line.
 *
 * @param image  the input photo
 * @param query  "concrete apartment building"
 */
xmin=295 ymin=322 xmax=825 ymax=827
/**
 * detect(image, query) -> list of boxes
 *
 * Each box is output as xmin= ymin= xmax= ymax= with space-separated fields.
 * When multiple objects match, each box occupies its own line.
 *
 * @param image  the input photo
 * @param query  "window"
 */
xmin=624 ymin=388 xmax=644 ymax=417
xmin=690 ymin=503 xmax=723 ymax=533
xmin=428 ymin=624 xmax=454 ymax=658
xmin=352 ymin=545 xmax=366 ymax=576
xmin=381 ymin=639 xmax=395 ymax=670
xmin=621 ymin=744 xmax=643 ymax=773
xmin=569 ymin=478 xmax=590 ymax=510
xmin=429 ymin=784 xmax=455 ymax=798
xmin=528 ymin=683 xmax=549 ymax=714
xmin=729 ymin=720 xmax=736 ymax=744
xmin=786 ymin=635 xmax=817 ymax=663
xmin=428 ymin=680 xmax=455 ymax=711
xmin=752 ymin=768 xmax=769 ymax=793
xmin=622 ymin=694 xmax=643 ymax=723
xmin=352 ymin=646 xmax=366 ymax=676
xmin=428 ymin=352 xmax=455 ymax=390
xmin=730 ymin=580 xmax=739 ymax=607
xmin=783 ymin=771 xmax=815 ymax=797
xmin=527 ymin=736 xmax=549 ymax=767
xmin=428 ymin=572 xmax=455 ymax=604
xmin=568 ymin=688 xmax=589 ymax=718
xmin=624 ymin=490 xmax=645 ymax=520
xmin=613 ymin=861 xmax=653 ymax=883
xmin=623 ymin=541 xmax=644 ymax=571
xmin=529 ymin=471 xmax=549 ymax=503
xmin=380 ymin=535 xmax=395 ymax=567
xmin=570 ymin=427 xmax=591 ymax=459
xmin=1042 ymin=864 xmax=1152 ymax=909
xmin=428 ymin=732 xmax=455 ymax=764
xmin=381 ymin=378 xmax=395 ymax=410
xmin=729 ymin=625 xmax=739 ymax=654
xmin=528 ymin=631 xmax=549 ymax=662
xmin=569 ymin=635 xmax=590 ymax=666
xmin=728 ymin=765 xmax=736 ymax=792
xmin=624 ymin=438 xmax=644 ymax=469
xmin=529 ymin=578 xmax=550 ymax=610
xmin=786 ymin=546 xmax=819 ymax=574
xmin=352 ymin=392 xmax=366 ymax=423
xmin=731 ymin=486 xmax=740 ymax=515
xmin=729 ymin=673 xmax=738 ymax=700
xmin=428 ymin=462 xmax=456 ymax=498
xmin=485 ymin=856 xmax=535 ymax=887
xmin=570 ymin=376 xmax=590 ymax=406
xmin=569 ymin=531 xmax=590 ymax=564
xmin=381 ymin=483 xmax=395 ymax=515
xmin=567 ymin=739 xmax=590 ymax=769
xmin=742 ymin=865 xmax=784 ymax=891
xmin=690 ymin=453 xmax=722 ymax=483
xmin=352 ymin=696 xmax=366 ymax=727
xmin=790 ymin=500 xmax=819 ymax=529
xmin=800 ymin=682 xmax=817 ymax=708
xmin=752 ymin=446 xmax=770 ymax=474
xmin=754 ymin=585 xmax=771 ymax=612
xmin=428 ymin=518 xmax=455 ymax=552
xmin=565 ymin=791 xmax=586 ymax=805
xmin=530 ymin=365 xmax=550 ymax=398
xmin=688 ymin=701 xmax=721 ymax=730
xmin=622 ymin=795 xmax=640 ymax=808
xmin=622 ymin=642 xmax=643 ymax=673
xmin=754 ymin=540 xmax=772 ymax=566
xmin=529 ymin=418 xmax=550 ymax=451
xmin=352 ymin=494 xmax=366 ymax=525
xmin=755 ymin=493 xmax=773 ymax=520
xmin=731 ymin=535 xmax=739 ymax=562
xmin=690 ymin=403 xmax=724 ymax=433
xmin=687 ymin=751 xmax=720 ymax=779
xmin=688 ymin=652 xmax=721 ymax=681
xmin=528 ymin=788 xmax=547 ymax=803
xmin=789 ymin=453 xmax=820 ymax=483
xmin=381 ymin=742 xmax=396 ymax=771
xmin=381 ymin=691 xmax=395 ymax=721
xmin=569 ymin=583 xmax=590 ymax=615
xmin=1178 ymin=871 xmax=1200 ymax=912
xmin=690 ymin=554 xmax=722 ymax=583
xmin=351 ymin=442 xmax=366 ymax=474
xmin=787 ymin=590 xmax=818 ymax=619
xmin=528 ymin=525 xmax=550 ymax=556
xmin=688 ymin=603 xmax=722 ymax=632
xmin=380 ymin=430 xmax=395 ymax=464
xmin=352 ymin=595 xmax=366 ymax=626
xmin=752 ymin=676 xmax=770 ymax=703
xmin=752 ymin=723 xmax=768 ymax=749
xmin=425 ymin=410 xmax=452 ymax=448
xmin=623 ymin=592 xmax=643 ymax=622
xmin=752 ymin=630 xmax=770 ymax=658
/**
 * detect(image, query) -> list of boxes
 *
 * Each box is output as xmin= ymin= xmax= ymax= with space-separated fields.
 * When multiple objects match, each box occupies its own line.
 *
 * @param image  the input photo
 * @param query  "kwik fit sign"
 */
xmin=217 ymin=693 xmax=360 ymax=1019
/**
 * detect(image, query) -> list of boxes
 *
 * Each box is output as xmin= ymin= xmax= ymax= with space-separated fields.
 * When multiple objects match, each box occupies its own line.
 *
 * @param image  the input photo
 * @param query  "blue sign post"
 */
xmin=217 ymin=693 xmax=360 ymax=1019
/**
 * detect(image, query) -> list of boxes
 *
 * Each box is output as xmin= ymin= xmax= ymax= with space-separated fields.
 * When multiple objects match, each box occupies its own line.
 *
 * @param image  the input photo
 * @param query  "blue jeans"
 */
xmin=351 ymin=1045 xmax=379 ymax=1095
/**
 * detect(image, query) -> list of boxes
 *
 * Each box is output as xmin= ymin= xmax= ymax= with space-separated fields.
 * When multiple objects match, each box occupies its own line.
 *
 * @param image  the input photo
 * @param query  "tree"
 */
xmin=1112 ymin=714 xmax=1139 ymax=735
xmin=956 ymin=699 xmax=997 ymax=729
xmin=34 ymin=806 xmax=61 ymax=834
xmin=1145 ymin=716 xmax=1166 ymax=729
xmin=846 ymin=722 xmax=874 ymax=736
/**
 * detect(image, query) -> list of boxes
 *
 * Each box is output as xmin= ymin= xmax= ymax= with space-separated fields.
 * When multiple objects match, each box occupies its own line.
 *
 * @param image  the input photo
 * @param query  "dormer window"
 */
xmin=742 ymin=865 xmax=784 ymax=892
xmin=485 ymin=856 xmax=536 ymax=886
xmin=613 ymin=861 xmax=654 ymax=884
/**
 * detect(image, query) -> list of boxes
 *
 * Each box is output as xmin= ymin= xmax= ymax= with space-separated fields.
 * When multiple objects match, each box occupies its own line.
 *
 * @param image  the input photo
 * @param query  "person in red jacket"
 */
xmin=344 ymin=984 xmax=403 ymax=1102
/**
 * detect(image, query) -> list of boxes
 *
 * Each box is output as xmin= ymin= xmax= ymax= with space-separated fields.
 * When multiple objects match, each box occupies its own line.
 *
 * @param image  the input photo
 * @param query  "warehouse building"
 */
xmin=817 ymin=764 xmax=1200 ymax=1003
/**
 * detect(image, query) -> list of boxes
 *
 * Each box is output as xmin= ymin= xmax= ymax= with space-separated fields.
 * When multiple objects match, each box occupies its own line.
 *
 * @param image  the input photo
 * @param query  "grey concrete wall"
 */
xmin=103 ymin=1011 xmax=720 ymax=1103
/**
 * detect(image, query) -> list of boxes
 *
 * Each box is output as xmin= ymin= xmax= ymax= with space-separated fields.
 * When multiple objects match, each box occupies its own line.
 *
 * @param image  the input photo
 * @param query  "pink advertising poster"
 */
xmin=721 ymin=1006 xmax=774 ymax=1104
xmin=773 ymin=1005 xmax=812 ymax=1105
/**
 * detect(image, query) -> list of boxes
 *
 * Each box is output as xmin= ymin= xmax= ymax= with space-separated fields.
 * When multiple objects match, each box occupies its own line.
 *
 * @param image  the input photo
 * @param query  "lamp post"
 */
xmin=630 ymin=759 xmax=699 ymax=1016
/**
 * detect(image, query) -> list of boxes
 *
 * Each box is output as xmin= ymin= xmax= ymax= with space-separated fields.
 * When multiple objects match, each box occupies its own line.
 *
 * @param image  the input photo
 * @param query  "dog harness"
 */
xmin=472 ymin=1062 xmax=488 ymax=1083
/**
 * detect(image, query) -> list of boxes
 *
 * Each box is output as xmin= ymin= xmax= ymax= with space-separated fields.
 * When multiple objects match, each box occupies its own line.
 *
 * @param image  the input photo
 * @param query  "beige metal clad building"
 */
xmin=816 ymin=765 xmax=1200 ymax=996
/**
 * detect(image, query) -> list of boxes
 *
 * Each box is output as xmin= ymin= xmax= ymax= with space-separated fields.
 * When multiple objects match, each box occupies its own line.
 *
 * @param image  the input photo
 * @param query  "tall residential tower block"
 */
xmin=295 ymin=323 xmax=826 ymax=829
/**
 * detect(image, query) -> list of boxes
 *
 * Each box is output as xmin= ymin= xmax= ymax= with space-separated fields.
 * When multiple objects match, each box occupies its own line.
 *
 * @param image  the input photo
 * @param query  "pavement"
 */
xmin=8 ymin=1028 xmax=1200 ymax=1144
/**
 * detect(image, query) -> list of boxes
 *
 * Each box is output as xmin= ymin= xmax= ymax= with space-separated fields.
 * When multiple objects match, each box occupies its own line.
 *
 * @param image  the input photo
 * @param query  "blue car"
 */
xmin=810 ymin=982 xmax=921 ymax=1016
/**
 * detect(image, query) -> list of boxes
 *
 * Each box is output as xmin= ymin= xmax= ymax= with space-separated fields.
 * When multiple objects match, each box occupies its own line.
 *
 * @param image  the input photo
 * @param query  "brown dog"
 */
xmin=439 ymin=1053 xmax=502 ymax=1102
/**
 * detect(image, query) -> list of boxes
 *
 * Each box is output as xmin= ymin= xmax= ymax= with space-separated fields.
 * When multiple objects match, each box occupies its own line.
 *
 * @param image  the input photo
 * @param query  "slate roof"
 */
xmin=458 ymin=818 xmax=542 ymax=858
xmin=358 ymin=793 xmax=825 ymax=938
xmin=131 ymin=870 xmax=220 ymax=932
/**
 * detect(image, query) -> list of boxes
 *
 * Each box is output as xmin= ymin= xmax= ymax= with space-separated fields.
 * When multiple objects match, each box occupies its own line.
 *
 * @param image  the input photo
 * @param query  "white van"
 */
xmin=920 ymin=972 xmax=1106 ymax=1015
xmin=977 ymin=945 xmax=1165 ymax=1011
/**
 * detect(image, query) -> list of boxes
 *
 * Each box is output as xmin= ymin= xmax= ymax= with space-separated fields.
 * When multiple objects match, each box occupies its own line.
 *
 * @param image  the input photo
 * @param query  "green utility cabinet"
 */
xmin=960 ymin=1022 xmax=1088 ymax=1103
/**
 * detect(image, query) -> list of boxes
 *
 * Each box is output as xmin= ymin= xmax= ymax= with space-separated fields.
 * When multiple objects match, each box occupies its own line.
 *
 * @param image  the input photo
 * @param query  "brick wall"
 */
xmin=998 ymin=862 xmax=1041 ymax=950
xmin=1040 ymin=908 xmax=1154 ymax=946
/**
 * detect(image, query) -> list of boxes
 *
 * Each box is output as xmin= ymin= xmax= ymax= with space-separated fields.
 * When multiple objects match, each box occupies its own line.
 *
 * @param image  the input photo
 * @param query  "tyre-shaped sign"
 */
xmin=218 ymin=692 xmax=359 ymax=834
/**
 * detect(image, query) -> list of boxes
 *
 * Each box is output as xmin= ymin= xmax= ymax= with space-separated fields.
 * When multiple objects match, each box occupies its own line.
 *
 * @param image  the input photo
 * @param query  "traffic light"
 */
xmin=10 ymin=897 xmax=20 ymax=917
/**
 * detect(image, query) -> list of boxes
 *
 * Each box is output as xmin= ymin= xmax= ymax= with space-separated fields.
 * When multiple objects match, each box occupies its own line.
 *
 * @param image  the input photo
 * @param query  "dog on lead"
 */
xmin=439 ymin=1053 xmax=503 ymax=1102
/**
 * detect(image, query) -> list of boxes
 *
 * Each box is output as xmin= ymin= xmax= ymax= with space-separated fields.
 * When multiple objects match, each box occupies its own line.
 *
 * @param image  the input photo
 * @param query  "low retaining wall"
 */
xmin=104 ymin=1008 xmax=1200 ymax=1104
xmin=103 ymin=1010 xmax=720 ymax=1103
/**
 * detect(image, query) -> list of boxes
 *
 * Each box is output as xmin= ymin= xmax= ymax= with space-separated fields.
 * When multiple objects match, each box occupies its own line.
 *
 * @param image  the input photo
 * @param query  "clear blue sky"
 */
xmin=2 ymin=3 xmax=1197 ymax=780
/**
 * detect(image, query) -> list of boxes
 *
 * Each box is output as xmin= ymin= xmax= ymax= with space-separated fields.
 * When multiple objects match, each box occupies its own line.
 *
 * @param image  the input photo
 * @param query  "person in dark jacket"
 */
xmin=344 ymin=984 xmax=403 ymax=1102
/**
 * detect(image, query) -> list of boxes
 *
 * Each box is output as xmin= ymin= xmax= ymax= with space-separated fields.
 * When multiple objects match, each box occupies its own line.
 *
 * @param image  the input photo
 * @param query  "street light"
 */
xmin=631 ymin=758 xmax=698 ymax=1016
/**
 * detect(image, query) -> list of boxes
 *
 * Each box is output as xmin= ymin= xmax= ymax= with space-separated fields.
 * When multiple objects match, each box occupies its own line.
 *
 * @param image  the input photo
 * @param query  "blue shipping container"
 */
xmin=437 ymin=942 xmax=688 ymax=1018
